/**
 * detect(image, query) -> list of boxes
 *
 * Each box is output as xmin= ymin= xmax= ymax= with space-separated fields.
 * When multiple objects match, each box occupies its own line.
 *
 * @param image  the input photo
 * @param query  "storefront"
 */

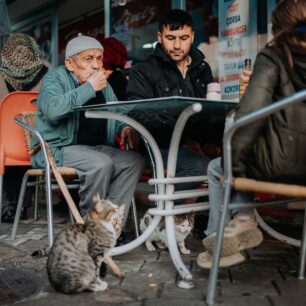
xmin=5 ymin=0 xmax=277 ymax=100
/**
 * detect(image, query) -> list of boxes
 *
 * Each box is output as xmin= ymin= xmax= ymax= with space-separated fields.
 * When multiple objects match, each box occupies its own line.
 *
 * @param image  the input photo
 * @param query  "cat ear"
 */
xmin=92 ymin=193 xmax=101 ymax=204
xmin=190 ymin=212 xmax=196 ymax=221
xmin=93 ymin=193 xmax=104 ymax=214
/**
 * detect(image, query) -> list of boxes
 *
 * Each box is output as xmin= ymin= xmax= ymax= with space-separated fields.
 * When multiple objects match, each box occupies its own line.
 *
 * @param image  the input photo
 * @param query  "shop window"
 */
xmin=111 ymin=0 xmax=171 ymax=63
xmin=58 ymin=10 xmax=104 ymax=64
xmin=186 ymin=0 xmax=219 ymax=80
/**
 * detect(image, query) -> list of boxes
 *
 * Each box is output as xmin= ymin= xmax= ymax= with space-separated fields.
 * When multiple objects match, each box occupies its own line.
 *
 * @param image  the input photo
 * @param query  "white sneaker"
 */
xmin=197 ymin=251 xmax=245 ymax=269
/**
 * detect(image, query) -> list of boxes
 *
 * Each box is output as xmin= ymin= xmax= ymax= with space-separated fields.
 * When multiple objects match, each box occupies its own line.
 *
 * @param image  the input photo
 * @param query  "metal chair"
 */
xmin=13 ymin=110 xmax=143 ymax=247
xmin=12 ymin=111 xmax=83 ymax=249
xmin=206 ymin=89 xmax=306 ymax=305
xmin=0 ymin=91 xmax=38 ymax=227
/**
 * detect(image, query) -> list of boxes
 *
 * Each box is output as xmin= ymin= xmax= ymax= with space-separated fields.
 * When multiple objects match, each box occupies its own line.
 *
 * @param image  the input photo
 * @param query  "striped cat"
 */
xmin=140 ymin=212 xmax=195 ymax=254
xmin=47 ymin=193 xmax=125 ymax=294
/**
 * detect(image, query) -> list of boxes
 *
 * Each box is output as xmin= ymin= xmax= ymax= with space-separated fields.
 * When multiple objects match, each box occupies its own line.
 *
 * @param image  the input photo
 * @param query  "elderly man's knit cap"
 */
xmin=65 ymin=33 xmax=103 ymax=58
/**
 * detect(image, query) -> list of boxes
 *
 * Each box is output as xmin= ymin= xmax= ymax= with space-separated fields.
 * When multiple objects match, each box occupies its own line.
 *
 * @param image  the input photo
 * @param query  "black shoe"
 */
xmin=1 ymin=204 xmax=27 ymax=223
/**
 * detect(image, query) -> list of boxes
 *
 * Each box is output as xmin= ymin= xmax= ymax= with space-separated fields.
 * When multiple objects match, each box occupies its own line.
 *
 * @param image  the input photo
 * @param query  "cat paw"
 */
xmin=180 ymin=249 xmax=191 ymax=255
xmin=91 ymin=280 xmax=108 ymax=291
xmin=97 ymin=280 xmax=108 ymax=291
xmin=145 ymin=241 xmax=156 ymax=251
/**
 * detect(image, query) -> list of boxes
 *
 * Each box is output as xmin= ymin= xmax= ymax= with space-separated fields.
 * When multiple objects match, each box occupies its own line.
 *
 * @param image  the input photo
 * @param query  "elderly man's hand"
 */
xmin=88 ymin=70 xmax=107 ymax=91
xmin=120 ymin=126 xmax=140 ymax=151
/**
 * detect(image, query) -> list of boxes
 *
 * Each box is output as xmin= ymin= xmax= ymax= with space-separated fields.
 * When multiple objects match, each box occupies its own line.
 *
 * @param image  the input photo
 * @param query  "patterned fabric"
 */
xmin=0 ymin=33 xmax=43 ymax=91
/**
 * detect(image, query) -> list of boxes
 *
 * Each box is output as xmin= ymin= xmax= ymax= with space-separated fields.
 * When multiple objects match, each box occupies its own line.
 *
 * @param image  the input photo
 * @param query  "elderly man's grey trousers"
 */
xmin=62 ymin=144 xmax=144 ymax=227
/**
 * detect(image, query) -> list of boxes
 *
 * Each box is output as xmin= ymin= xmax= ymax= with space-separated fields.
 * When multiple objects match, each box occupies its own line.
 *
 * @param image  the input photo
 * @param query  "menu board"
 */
xmin=218 ymin=0 xmax=257 ymax=100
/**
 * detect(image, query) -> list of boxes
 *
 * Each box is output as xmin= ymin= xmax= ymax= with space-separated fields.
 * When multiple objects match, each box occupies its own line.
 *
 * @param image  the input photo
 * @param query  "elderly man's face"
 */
xmin=158 ymin=25 xmax=194 ymax=64
xmin=65 ymin=49 xmax=103 ymax=84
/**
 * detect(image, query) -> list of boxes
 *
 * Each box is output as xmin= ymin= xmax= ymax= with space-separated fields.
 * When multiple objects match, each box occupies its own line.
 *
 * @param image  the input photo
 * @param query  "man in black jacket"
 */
xmin=127 ymin=9 xmax=213 ymax=192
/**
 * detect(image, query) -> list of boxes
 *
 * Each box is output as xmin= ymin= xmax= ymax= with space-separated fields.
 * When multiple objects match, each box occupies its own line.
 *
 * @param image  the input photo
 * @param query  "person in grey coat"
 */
xmin=32 ymin=34 xmax=144 ymax=229
xmin=198 ymin=0 xmax=306 ymax=268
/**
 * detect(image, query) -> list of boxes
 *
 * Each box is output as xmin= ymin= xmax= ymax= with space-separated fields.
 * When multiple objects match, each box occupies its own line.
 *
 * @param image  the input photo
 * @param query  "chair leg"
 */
xmin=0 ymin=174 xmax=3 ymax=227
xmin=45 ymin=165 xmax=54 ymax=249
xmin=12 ymin=173 xmax=29 ymax=240
xmin=131 ymin=196 xmax=140 ymax=237
xmin=298 ymin=207 xmax=306 ymax=279
xmin=34 ymin=176 xmax=40 ymax=221
xmin=206 ymin=183 xmax=232 ymax=305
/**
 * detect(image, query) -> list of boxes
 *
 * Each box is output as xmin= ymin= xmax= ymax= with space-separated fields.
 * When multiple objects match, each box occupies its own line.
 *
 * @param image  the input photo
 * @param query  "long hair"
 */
xmin=267 ymin=0 xmax=306 ymax=69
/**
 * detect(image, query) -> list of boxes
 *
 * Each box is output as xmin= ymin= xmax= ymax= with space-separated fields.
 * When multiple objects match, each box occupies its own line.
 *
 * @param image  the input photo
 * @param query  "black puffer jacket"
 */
xmin=127 ymin=43 xmax=213 ymax=147
xmin=232 ymin=47 xmax=306 ymax=183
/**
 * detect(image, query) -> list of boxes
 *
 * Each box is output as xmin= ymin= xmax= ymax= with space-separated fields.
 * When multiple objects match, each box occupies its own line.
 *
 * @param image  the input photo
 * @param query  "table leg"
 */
xmin=86 ymin=105 xmax=203 ymax=284
xmin=165 ymin=103 xmax=202 ymax=288
xmin=86 ymin=111 xmax=166 ymax=255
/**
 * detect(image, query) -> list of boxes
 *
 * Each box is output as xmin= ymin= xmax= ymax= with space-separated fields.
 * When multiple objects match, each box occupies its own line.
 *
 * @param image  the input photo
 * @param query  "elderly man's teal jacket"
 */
xmin=31 ymin=65 xmax=121 ymax=168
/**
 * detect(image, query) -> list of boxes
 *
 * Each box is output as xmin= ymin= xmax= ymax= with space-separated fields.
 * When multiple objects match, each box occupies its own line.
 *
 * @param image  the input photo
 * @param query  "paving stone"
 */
xmin=220 ymin=280 xmax=278 ymax=298
xmin=191 ymin=262 xmax=230 ymax=281
xmin=161 ymin=279 xmax=208 ymax=300
xmin=145 ymin=298 xmax=206 ymax=306
xmin=213 ymin=296 xmax=272 ymax=306
xmin=268 ymin=279 xmax=306 ymax=306
xmin=140 ymin=261 xmax=177 ymax=283
xmin=120 ymin=271 xmax=161 ymax=299
xmin=229 ymin=258 xmax=285 ymax=281
xmin=115 ymin=245 xmax=158 ymax=262
xmin=15 ymin=289 xmax=141 ymax=306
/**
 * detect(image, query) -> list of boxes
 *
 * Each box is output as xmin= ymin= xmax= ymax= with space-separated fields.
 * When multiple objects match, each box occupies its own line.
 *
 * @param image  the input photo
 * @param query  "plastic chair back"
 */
xmin=0 ymin=91 xmax=38 ymax=174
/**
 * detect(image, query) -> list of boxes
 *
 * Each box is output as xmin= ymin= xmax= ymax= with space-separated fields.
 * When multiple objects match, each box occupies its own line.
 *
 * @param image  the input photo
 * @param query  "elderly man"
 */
xmin=31 ymin=34 xmax=144 ymax=231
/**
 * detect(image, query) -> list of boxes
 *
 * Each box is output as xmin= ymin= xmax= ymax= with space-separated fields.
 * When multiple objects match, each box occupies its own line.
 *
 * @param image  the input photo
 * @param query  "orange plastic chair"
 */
xmin=0 ymin=91 xmax=38 ymax=226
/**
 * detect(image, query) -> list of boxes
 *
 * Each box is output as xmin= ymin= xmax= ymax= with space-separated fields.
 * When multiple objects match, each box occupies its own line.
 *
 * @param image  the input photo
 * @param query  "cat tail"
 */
xmin=139 ymin=213 xmax=152 ymax=233
xmin=31 ymin=246 xmax=49 ymax=258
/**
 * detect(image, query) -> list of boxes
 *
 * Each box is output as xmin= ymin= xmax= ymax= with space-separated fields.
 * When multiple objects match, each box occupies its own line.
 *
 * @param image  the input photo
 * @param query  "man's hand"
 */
xmin=88 ymin=70 xmax=107 ymax=91
xmin=120 ymin=126 xmax=140 ymax=151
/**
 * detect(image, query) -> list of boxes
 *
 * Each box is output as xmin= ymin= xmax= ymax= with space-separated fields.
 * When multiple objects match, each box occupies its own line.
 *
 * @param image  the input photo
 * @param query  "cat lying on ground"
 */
xmin=140 ymin=212 xmax=195 ymax=255
xmin=47 ymin=193 xmax=125 ymax=293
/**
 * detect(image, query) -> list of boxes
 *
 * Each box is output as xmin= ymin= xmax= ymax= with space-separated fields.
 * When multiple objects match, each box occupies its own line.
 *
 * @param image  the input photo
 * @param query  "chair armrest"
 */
xmin=14 ymin=117 xmax=50 ymax=167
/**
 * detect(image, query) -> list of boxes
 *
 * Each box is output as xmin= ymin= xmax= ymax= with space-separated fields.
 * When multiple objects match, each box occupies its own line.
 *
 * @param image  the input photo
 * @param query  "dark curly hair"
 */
xmin=159 ymin=9 xmax=194 ymax=33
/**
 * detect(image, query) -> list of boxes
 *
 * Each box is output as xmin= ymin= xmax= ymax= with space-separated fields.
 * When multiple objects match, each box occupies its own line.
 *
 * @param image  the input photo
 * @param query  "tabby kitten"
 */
xmin=47 ymin=193 xmax=125 ymax=294
xmin=140 ymin=212 xmax=195 ymax=254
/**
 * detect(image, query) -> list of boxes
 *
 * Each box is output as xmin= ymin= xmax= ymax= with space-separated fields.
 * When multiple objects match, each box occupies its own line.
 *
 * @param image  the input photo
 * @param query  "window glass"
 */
xmin=58 ymin=11 xmax=104 ymax=64
xmin=111 ymin=0 xmax=171 ymax=63
xmin=187 ymin=0 xmax=219 ymax=80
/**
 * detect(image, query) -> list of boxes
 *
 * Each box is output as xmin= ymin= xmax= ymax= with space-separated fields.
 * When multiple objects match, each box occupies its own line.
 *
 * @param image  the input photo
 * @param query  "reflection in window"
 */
xmin=111 ymin=0 xmax=171 ymax=63
xmin=187 ymin=0 xmax=219 ymax=80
